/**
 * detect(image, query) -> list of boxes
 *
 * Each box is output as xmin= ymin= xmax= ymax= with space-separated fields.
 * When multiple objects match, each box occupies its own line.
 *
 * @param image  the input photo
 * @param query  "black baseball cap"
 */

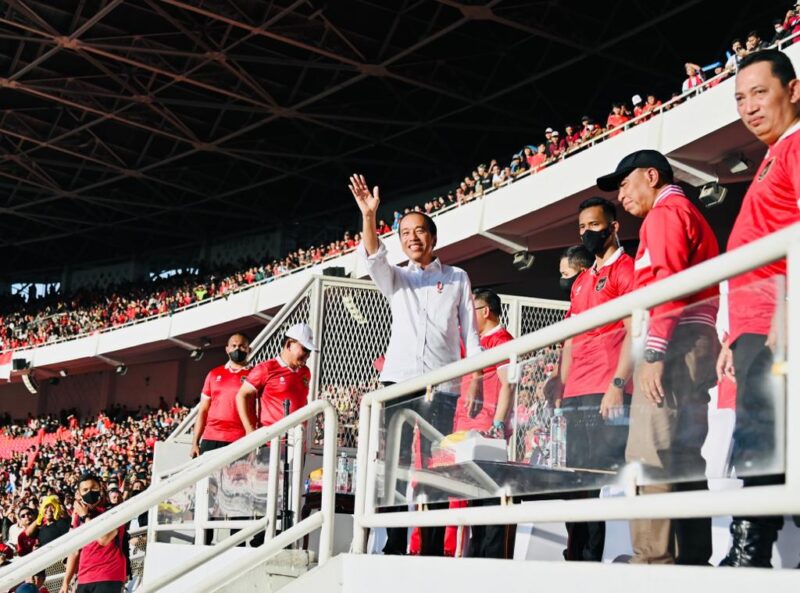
xmin=596 ymin=149 xmax=673 ymax=191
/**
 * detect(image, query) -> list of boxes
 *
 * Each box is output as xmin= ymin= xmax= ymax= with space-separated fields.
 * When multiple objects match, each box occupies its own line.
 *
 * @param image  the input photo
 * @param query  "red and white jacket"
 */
xmin=634 ymin=185 xmax=719 ymax=352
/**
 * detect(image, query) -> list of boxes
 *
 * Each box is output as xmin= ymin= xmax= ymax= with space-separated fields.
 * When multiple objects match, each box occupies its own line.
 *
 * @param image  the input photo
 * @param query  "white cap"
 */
xmin=632 ymin=94 xmax=642 ymax=105
xmin=545 ymin=127 xmax=554 ymax=133
xmin=285 ymin=323 xmax=318 ymax=352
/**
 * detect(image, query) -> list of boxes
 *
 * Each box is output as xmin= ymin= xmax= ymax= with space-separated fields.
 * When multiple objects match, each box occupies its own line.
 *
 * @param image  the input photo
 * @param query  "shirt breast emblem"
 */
xmin=279 ymin=377 xmax=286 ymax=384
xmin=436 ymin=281 xmax=443 ymax=293
xmin=216 ymin=376 xmax=222 ymax=382
xmin=758 ymin=158 xmax=775 ymax=182
xmin=595 ymin=277 xmax=607 ymax=292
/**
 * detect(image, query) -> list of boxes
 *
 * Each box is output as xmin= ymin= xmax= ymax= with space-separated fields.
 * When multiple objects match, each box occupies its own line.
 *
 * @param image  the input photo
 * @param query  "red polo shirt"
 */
xmin=634 ymin=185 xmax=719 ymax=352
xmin=72 ymin=511 xmax=127 ymax=585
xmin=245 ymin=357 xmax=311 ymax=428
xmin=454 ymin=325 xmax=515 ymax=432
xmin=727 ymin=122 xmax=800 ymax=343
xmin=201 ymin=363 xmax=250 ymax=443
xmin=563 ymin=248 xmax=634 ymax=398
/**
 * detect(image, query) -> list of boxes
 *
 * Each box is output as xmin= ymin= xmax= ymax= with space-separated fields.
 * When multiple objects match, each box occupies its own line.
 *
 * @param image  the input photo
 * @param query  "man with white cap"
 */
xmin=236 ymin=323 xmax=318 ymax=433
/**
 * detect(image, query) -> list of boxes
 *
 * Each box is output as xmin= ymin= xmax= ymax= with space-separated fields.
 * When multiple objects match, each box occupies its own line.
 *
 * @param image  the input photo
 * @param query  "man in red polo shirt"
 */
xmin=560 ymin=196 xmax=635 ymax=562
xmin=59 ymin=474 xmax=126 ymax=593
xmin=717 ymin=49 xmax=800 ymax=568
xmin=236 ymin=323 xmax=317 ymax=433
xmin=191 ymin=332 xmax=251 ymax=458
xmin=598 ymin=149 xmax=720 ymax=565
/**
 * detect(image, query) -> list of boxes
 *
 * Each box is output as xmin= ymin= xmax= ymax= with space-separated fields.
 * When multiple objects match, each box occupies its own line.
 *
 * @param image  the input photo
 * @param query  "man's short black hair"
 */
xmin=578 ymin=196 xmax=617 ymax=223
xmin=472 ymin=288 xmax=502 ymax=317
xmin=561 ymin=245 xmax=593 ymax=271
xmin=78 ymin=473 xmax=101 ymax=487
xmin=747 ymin=30 xmax=760 ymax=39
xmin=398 ymin=211 xmax=437 ymax=238
xmin=738 ymin=49 xmax=797 ymax=87
xmin=229 ymin=332 xmax=250 ymax=344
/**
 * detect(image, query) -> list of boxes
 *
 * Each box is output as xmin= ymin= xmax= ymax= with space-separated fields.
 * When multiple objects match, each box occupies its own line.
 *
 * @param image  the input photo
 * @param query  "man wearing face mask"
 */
xmin=559 ymin=197 xmax=634 ymax=562
xmin=60 ymin=474 xmax=127 ymax=593
xmin=191 ymin=332 xmax=251 ymax=458
xmin=559 ymin=245 xmax=592 ymax=298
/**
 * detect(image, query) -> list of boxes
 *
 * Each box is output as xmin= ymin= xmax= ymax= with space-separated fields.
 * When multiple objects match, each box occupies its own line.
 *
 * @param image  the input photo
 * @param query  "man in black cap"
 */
xmin=597 ymin=150 xmax=720 ymax=565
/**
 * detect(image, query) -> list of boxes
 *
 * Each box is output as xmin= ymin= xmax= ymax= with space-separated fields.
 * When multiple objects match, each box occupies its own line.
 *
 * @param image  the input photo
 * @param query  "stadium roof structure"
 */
xmin=0 ymin=0 xmax=785 ymax=276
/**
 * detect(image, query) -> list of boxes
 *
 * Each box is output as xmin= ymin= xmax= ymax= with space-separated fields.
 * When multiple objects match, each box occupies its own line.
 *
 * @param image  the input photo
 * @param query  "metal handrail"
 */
xmin=0 ymin=399 xmax=337 ymax=590
xmin=351 ymin=222 xmax=800 ymax=552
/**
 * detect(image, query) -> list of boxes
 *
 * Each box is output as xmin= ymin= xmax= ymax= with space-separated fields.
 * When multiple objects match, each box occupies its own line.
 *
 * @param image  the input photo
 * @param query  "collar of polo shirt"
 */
xmin=407 ymin=257 xmax=442 ymax=272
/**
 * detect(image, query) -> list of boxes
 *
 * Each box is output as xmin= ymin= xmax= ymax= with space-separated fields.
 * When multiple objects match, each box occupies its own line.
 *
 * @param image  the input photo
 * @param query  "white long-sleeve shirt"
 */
xmin=359 ymin=240 xmax=482 ymax=383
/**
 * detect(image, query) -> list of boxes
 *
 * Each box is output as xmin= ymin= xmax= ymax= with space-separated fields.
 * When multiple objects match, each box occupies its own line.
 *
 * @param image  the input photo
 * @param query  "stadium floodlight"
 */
xmin=115 ymin=364 xmax=128 ymax=376
xmin=512 ymin=250 xmax=536 ymax=272
xmin=190 ymin=348 xmax=205 ymax=362
xmin=698 ymin=182 xmax=728 ymax=208
xmin=58 ymin=369 xmax=68 ymax=377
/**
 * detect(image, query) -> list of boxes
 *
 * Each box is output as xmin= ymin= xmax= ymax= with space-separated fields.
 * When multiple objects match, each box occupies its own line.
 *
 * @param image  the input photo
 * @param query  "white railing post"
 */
xmin=785 ymin=238 xmax=800 ymax=491
xmin=265 ymin=436 xmax=280 ymax=540
xmin=318 ymin=403 xmax=338 ymax=563
xmin=194 ymin=477 xmax=209 ymax=545
xmin=351 ymin=399 xmax=371 ymax=553
xmin=307 ymin=276 xmax=325 ymax=404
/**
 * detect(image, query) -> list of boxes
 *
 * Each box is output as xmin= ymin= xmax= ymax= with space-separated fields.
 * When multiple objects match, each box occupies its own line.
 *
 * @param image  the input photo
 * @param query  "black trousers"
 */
xmin=76 ymin=582 xmax=124 ymax=593
xmin=381 ymin=384 xmax=457 ymax=555
xmin=468 ymin=498 xmax=515 ymax=559
xmin=729 ymin=334 xmax=795 ymax=527
xmin=561 ymin=393 xmax=631 ymax=561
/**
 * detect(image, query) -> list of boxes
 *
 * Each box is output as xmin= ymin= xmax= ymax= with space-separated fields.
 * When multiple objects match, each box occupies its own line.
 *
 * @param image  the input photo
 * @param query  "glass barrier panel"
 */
xmin=156 ymin=483 xmax=195 ymax=524
xmin=373 ymin=275 xmax=787 ymax=509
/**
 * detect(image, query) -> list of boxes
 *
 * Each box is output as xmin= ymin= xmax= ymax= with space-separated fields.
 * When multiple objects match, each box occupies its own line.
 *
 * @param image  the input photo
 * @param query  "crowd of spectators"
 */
xmin=1 ymin=9 xmax=798 ymax=356
xmin=0 ymin=403 xmax=189 ymax=569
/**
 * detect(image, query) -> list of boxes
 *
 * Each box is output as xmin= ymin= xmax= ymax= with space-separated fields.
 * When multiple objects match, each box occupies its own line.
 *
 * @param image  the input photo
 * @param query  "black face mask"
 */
xmin=581 ymin=227 xmax=612 ymax=256
xmin=82 ymin=490 xmax=101 ymax=505
xmin=228 ymin=349 xmax=247 ymax=364
xmin=559 ymin=275 xmax=578 ymax=297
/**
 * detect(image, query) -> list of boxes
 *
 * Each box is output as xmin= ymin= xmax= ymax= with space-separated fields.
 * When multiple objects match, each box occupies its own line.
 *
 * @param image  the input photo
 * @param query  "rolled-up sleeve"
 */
xmin=457 ymin=271 xmax=482 ymax=358
xmin=357 ymin=240 xmax=396 ymax=297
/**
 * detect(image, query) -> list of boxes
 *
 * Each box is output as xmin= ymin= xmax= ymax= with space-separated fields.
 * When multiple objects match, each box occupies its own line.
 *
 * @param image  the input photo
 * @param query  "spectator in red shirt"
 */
xmin=717 ymin=49 xmax=800 ymax=568
xmin=528 ymin=144 xmax=547 ymax=171
xmin=191 ymin=332 xmax=251 ymax=457
xmin=561 ymin=197 xmax=634 ymax=562
xmin=60 ymin=474 xmax=127 ymax=593
xmin=606 ymin=103 xmax=629 ymax=137
xmin=548 ymin=131 xmax=566 ymax=158
xmin=564 ymin=124 xmax=581 ymax=149
xmin=236 ymin=323 xmax=317 ymax=434
xmin=598 ymin=150 xmax=719 ymax=566
xmin=642 ymin=93 xmax=662 ymax=119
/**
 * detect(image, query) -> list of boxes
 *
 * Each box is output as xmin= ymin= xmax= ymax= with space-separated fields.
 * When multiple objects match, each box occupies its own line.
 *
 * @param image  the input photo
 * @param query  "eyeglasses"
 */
xmin=474 ymin=305 xmax=488 ymax=311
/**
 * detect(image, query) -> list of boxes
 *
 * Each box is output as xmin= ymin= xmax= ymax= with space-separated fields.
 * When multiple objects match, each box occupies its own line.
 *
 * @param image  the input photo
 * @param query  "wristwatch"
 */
xmin=611 ymin=377 xmax=625 ymax=390
xmin=644 ymin=348 xmax=666 ymax=363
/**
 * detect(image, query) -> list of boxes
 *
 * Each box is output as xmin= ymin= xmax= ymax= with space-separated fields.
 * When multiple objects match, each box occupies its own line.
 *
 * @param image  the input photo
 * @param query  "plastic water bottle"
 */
xmin=550 ymin=408 xmax=567 ymax=468
xmin=336 ymin=452 xmax=349 ymax=493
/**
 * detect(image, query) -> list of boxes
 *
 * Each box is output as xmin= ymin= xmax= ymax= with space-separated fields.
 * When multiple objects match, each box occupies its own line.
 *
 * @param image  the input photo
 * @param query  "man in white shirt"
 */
xmin=349 ymin=174 xmax=482 ymax=555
